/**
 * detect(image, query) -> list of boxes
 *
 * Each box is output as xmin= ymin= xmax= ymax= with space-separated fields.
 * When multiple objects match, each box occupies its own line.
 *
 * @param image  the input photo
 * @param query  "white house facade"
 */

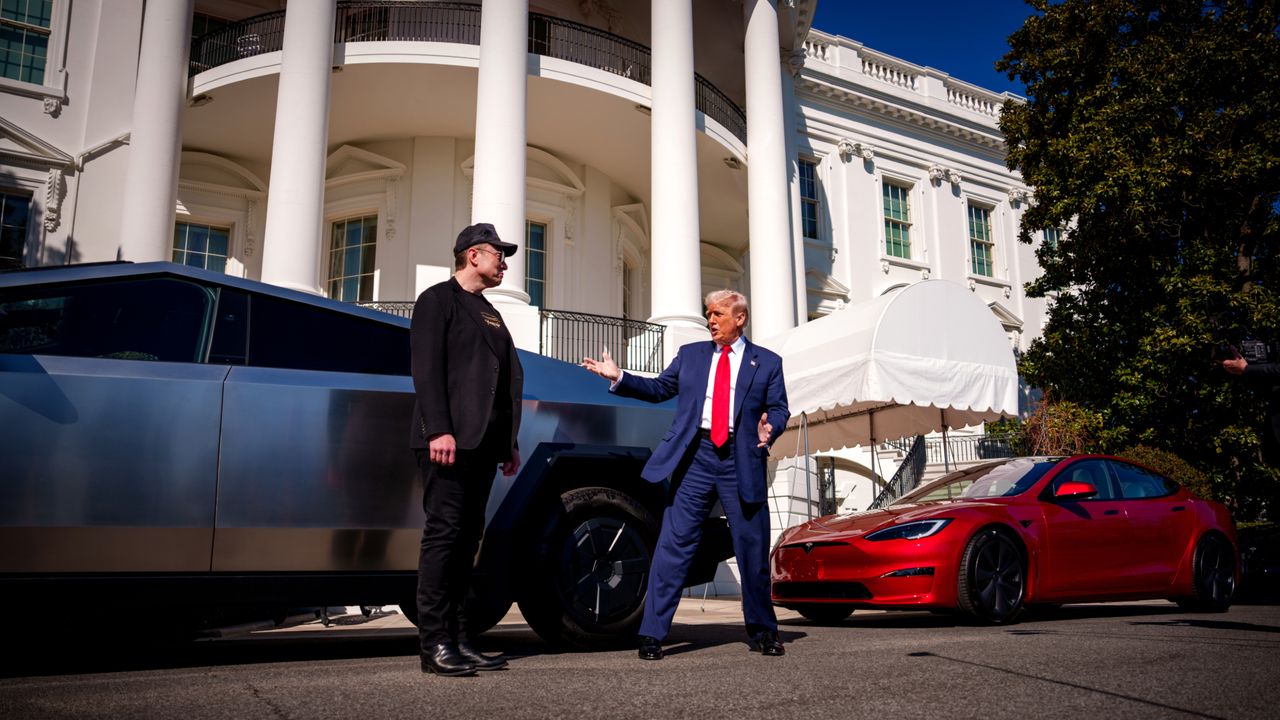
xmin=0 ymin=1 xmax=1049 ymax=556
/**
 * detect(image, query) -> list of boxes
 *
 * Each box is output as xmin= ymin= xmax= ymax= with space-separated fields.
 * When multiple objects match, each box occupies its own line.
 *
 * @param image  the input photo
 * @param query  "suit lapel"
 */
xmin=451 ymin=281 xmax=500 ymax=357
xmin=734 ymin=337 xmax=760 ymax=425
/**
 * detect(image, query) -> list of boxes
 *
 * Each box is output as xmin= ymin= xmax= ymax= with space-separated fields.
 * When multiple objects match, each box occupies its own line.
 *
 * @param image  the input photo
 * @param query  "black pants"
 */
xmin=416 ymin=448 xmax=498 ymax=649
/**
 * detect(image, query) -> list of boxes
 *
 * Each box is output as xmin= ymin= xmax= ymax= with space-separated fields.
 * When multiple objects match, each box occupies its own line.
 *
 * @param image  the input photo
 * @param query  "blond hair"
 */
xmin=704 ymin=289 xmax=748 ymax=318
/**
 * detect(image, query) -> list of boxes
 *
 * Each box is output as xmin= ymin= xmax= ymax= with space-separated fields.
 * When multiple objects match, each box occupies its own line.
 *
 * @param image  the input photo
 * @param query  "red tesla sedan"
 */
xmin=770 ymin=455 xmax=1238 ymax=624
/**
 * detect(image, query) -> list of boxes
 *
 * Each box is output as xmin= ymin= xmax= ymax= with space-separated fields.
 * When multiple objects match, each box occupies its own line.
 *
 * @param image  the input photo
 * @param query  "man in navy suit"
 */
xmin=582 ymin=289 xmax=790 ymax=659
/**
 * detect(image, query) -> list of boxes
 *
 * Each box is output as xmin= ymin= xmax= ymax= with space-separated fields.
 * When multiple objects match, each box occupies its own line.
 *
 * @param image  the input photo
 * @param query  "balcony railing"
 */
xmin=539 ymin=309 xmax=665 ymax=374
xmin=354 ymin=301 xmax=666 ymax=374
xmin=356 ymin=301 xmax=414 ymax=318
xmin=190 ymin=1 xmax=747 ymax=143
xmin=870 ymin=435 xmax=927 ymax=509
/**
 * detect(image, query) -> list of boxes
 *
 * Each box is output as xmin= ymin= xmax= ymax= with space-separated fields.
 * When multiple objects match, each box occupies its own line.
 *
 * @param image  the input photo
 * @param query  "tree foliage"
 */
xmin=997 ymin=0 xmax=1280 ymax=517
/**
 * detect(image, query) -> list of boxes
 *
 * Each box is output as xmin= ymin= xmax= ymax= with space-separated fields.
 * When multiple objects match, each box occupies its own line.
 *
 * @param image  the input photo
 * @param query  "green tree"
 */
xmin=997 ymin=0 xmax=1280 ymax=517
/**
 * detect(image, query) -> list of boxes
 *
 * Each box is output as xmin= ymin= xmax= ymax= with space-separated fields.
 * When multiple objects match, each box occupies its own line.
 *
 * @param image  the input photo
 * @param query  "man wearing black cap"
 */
xmin=409 ymin=222 xmax=523 ymax=676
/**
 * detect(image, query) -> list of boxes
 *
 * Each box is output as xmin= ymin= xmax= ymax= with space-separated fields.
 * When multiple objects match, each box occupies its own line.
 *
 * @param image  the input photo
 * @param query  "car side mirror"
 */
xmin=1054 ymin=480 xmax=1098 ymax=501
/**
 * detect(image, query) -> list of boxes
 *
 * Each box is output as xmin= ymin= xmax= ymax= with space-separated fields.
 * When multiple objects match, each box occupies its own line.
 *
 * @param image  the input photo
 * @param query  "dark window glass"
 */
xmin=208 ymin=288 xmax=248 ymax=365
xmin=1111 ymin=461 xmax=1177 ymax=499
xmin=526 ymin=221 xmax=546 ymax=308
xmin=247 ymin=294 xmax=408 ymax=375
xmin=0 ymin=0 xmax=50 ymax=83
xmin=1046 ymin=459 xmax=1116 ymax=500
xmin=0 ymin=277 xmax=213 ymax=362
xmin=0 ymin=191 xmax=30 ymax=269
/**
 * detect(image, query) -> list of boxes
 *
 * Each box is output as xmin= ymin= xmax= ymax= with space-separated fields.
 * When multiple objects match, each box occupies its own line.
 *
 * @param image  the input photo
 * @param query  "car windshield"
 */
xmin=894 ymin=458 xmax=1060 ymax=504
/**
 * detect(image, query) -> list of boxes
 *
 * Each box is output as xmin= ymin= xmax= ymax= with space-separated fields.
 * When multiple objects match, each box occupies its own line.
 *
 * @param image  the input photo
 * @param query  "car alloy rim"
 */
xmin=1201 ymin=538 xmax=1235 ymax=603
xmin=973 ymin=536 xmax=1023 ymax=618
xmin=558 ymin=516 xmax=650 ymax=625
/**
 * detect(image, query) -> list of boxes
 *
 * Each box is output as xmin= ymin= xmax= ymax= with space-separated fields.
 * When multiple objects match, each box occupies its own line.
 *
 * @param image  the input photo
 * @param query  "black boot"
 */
xmin=457 ymin=641 xmax=508 ymax=671
xmin=420 ymin=643 xmax=478 ymax=676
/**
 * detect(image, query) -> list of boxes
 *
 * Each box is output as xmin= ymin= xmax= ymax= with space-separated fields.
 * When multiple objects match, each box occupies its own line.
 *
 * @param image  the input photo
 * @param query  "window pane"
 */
xmin=208 ymin=228 xmax=229 ymax=257
xmin=0 ymin=278 xmax=212 ymax=362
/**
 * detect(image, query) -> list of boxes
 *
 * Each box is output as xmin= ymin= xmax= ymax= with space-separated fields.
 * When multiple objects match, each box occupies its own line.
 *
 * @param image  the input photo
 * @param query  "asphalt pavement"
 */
xmin=2 ymin=599 xmax=1277 ymax=719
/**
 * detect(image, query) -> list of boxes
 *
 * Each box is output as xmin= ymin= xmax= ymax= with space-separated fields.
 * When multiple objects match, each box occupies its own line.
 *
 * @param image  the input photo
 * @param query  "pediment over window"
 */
xmin=805 ymin=268 xmax=851 ymax=298
xmin=326 ymin=145 xmax=406 ymax=187
xmin=460 ymin=146 xmax=585 ymax=197
xmin=0 ymin=116 xmax=71 ymax=168
xmin=987 ymin=300 xmax=1023 ymax=330
xmin=179 ymin=152 xmax=266 ymax=196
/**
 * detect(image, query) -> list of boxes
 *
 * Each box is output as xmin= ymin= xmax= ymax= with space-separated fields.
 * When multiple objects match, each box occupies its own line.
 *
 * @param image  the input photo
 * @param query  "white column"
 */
xmin=118 ymin=0 xmax=194 ymax=261
xmin=648 ymin=0 xmax=704 ymax=334
xmin=473 ymin=0 xmax=530 ymax=305
xmin=259 ymin=1 xmax=337 ymax=294
xmin=743 ymin=0 xmax=797 ymax=339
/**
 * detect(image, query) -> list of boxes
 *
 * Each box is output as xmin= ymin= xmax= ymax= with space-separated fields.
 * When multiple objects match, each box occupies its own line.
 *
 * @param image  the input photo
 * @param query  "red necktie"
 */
xmin=711 ymin=345 xmax=731 ymax=447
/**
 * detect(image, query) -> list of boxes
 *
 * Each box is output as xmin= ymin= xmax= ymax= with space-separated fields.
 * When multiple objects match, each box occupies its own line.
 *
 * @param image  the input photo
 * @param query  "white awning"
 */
xmin=762 ymin=280 xmax=1019 ymax=458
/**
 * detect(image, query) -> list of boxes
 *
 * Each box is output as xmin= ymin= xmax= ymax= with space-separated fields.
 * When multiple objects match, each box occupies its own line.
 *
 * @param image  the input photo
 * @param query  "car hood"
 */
xmin=777 ymin=499 xmax=1004 ymax=545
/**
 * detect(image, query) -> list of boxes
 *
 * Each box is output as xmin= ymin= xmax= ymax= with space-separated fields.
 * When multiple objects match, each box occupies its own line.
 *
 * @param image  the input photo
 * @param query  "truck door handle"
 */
xmin=1104 ymin=509 xmax=1120 ymax=516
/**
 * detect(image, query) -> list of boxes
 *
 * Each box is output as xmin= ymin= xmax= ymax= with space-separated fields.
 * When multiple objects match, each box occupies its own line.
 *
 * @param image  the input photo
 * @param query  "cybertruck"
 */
xmin=0 ymin=262 xmax=728 ymax=647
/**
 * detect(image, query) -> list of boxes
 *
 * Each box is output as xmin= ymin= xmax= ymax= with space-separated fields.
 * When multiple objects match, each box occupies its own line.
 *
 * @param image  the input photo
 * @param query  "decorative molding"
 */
xmin=783 ymin=47 xmax=807 ymax=78
xmin=967 ymin=278 xmax=977 ymax=291
xmin=928 ymin=164 xmax=947 ymax=183
xmin=43 ymin=168 xmax=64 ymax=232
xmin=946 ymin=168 xmax=963 ymax=186
xmin=245 ymin=201 xmax=257 ymax=257
xmin=564 ymin=197 xmax=576 ymax=243
xmin=920 ymin=267 xmax=930 ymax=280
xmin=880 ymin=259 xmax=889 ymax=274
xmin=384 ymin=179 xmax=398 ymax=240
xmin=42 ymin=96 xmax=62 ymax=117
xmin=1004 ymin=285 xmax=1012 ymax=299
xmin=836 ymin=138 xmax=874 ymax=162
xmin=1008 ymin=187 xmax=1030 ymax=205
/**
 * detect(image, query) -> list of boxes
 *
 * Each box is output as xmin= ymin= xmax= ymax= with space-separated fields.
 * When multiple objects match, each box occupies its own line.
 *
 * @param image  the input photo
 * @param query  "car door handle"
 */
xmin=1104 ymin=509 xmax=1120 ymax=516
xmin=1171 ymin=506 xmax=1185 ymax=512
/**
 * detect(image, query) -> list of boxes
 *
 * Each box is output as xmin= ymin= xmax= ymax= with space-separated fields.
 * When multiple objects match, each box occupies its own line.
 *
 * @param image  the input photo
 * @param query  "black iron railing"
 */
xmin=540 ymin=308 xmax=665 ymax=374
xmin=189 ymin=2 xmax=747 ymax=143
xmin=884 ymin=432 xmax=1015 ymax=468
xmin=870 ymin=435 xmax=926 ymax=509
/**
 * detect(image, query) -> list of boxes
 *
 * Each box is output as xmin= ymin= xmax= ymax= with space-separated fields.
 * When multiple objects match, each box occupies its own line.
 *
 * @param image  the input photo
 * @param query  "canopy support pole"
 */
xmin=941 ymin=409 xmax=952 ymax=473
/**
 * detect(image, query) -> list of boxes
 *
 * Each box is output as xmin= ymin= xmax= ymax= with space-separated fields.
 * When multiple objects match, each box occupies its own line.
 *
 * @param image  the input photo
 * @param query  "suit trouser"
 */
xmin=638 ymin=436 xmax=777 ymax=641
xmin=416 ymin=448 xmax=497 ymax=649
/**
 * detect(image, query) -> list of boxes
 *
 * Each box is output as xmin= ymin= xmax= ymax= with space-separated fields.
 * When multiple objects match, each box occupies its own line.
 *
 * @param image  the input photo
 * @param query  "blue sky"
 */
xmin=810 ymin=0 xmax=1037 ymax=96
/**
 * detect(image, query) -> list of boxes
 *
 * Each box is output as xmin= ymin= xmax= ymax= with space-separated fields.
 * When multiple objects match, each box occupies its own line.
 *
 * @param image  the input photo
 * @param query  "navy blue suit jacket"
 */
xmin=612 ymin=338 xmax=789 ymax=504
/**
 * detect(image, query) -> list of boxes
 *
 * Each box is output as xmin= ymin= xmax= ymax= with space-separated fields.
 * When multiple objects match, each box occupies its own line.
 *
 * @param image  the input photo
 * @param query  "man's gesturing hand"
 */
xmin=757 ymin=412 xmax=773 ymax=448
xmin=581 ymin=347 xmax=622 ymax=382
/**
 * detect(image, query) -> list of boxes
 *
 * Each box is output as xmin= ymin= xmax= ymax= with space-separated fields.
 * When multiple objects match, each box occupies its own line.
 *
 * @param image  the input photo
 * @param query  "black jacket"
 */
xmin=408 ymin=277 xmax=523 ymax=459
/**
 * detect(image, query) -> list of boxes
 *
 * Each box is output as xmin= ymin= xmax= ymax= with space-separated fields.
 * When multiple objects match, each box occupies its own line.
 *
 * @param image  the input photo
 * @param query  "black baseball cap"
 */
xmin=454 ymin=222 xmax=518 ymax=256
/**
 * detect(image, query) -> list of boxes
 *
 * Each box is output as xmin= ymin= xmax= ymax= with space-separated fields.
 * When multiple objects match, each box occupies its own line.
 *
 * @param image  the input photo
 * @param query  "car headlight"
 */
xmin=865 ymin=519 xmax=952 ymax=541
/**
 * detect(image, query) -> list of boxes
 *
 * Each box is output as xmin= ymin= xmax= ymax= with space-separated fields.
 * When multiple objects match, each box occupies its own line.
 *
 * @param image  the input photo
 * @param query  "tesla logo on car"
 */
xmin=803 ymin=542 xmax=815 ymax=554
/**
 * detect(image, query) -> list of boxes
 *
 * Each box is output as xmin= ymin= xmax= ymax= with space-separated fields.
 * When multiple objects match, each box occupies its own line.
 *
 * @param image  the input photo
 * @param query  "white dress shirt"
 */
xmin=700 ymin=336 xmax=745 ymax=432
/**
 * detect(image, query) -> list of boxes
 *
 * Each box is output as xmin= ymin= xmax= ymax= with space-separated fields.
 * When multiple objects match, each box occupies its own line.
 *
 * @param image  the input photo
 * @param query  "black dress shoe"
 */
xmin=420 ymin=643 xmax=478 ymax=676
xmin=456 ymin=641 xmax=508 ymax=671
xmin=638 ymin=635 xmax=664 ymax=661
xmin=751 ymin=630 xmax=785 ymax=656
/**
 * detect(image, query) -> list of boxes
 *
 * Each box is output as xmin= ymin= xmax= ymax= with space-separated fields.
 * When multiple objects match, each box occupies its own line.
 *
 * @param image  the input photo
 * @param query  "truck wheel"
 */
xmin=517 ymin=486 xmax=658 ymax=649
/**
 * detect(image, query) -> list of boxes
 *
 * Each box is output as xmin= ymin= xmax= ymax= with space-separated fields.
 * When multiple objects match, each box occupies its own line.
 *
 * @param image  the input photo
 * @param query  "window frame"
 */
xmin=798 ymin=157 xmax=822 ymax=243
xmin=0 ymin=188 xmax=34 ymax=270
xmin=172 ymin=220 xmax=233 ymax=274
xmin=0 ymin=0 xmax=68 ymax=106
xmin=325 ymin=213 xmax=379 ymax=303
xmin=881 ymin=179 xmax=914 ymax=260
xmin=966 ymin=201 xmax=997 ymax=278
xmin=525 ymin=219 xmax=548 ymax=309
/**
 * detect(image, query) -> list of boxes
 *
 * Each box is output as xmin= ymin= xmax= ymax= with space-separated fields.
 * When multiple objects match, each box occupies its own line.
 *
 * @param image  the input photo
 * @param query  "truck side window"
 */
xmin=0 ymin=278 xmax=213 ymax=362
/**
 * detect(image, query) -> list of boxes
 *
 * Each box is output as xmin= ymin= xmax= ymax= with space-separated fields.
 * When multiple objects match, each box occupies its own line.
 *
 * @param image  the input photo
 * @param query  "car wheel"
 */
xmin=1175 ymin=533 xmax=1236 ymax=612
xmin=793 ymin=604 xmax=854 ymax=624
xmin=956 ymin=527 xmax=1026 ymax=624
xmin=517 ymin=486 xmax=658 ymax=649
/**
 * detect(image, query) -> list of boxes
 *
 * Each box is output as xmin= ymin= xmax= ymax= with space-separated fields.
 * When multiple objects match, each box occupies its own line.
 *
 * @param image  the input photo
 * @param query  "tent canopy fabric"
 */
xmin=761 ymin=280 xmax=1019 ymax=459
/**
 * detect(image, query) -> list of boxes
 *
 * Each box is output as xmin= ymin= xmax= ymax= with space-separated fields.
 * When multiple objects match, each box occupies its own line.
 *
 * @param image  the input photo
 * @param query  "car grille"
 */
xmin=772 ymin=581 xmax=872 ymax=600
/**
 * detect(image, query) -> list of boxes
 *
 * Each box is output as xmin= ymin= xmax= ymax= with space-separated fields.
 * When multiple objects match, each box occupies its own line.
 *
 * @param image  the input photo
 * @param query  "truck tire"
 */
xmin=517 ymin=486 xmax=659 ymax=649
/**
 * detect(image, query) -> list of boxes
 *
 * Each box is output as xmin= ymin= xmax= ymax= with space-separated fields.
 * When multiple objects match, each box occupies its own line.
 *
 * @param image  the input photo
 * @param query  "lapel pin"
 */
xmin=750 ymin=360 xmax=757 ymax=367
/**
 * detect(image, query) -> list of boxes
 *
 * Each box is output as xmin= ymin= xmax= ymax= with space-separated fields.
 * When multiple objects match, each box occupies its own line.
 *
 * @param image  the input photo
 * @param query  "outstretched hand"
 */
xmin=757 ymin=412 xmax=773 ymax=448
xmin=581 ymin=347 xmax=622 ymax=382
